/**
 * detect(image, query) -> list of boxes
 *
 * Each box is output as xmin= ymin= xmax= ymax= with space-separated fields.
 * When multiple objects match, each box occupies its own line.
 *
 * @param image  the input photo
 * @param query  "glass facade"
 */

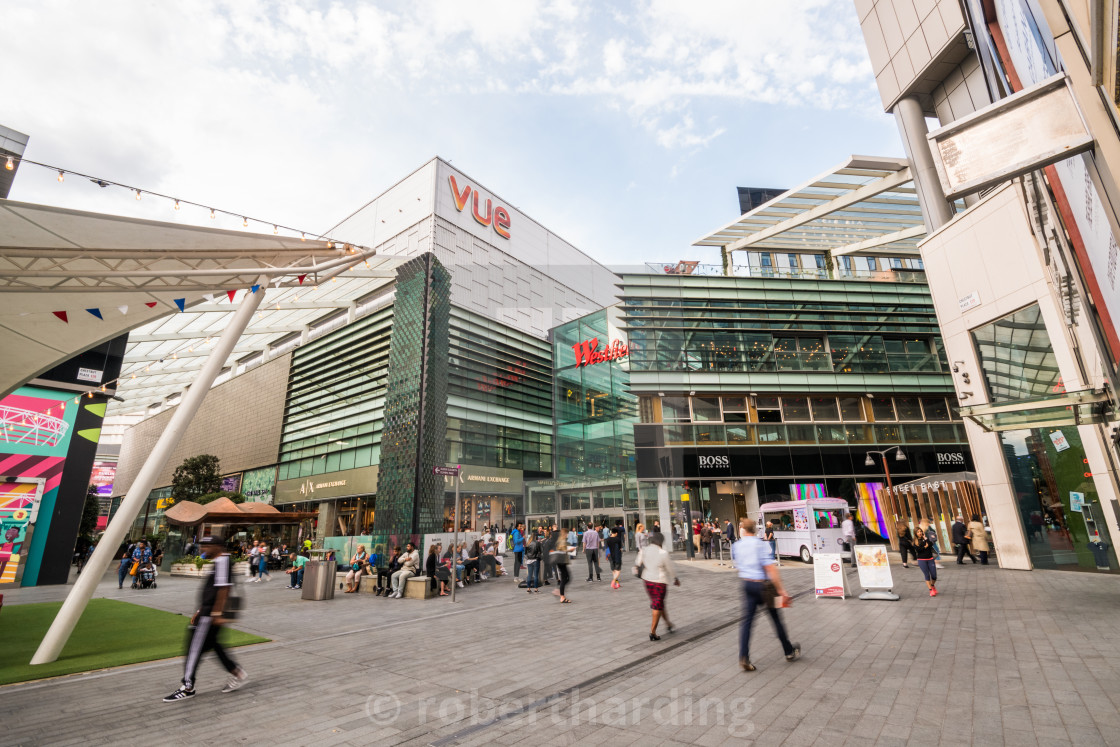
xmin=1001 ymin=427 xmax=1118 ymax=573
xmin=552 ymin=308 xmax=638 ymax=480
xmin=973 ymin=304 xmax=1065 ymax=402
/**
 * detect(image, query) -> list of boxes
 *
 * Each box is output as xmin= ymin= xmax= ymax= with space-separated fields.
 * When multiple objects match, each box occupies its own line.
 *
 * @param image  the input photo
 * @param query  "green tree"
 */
xmin=170 ymin=454 xmax=222 ymax=505
xmin=78 ymin=484 xmax=101 ymax=540
xmin=196 ymin=491 xmax=246 ymax=505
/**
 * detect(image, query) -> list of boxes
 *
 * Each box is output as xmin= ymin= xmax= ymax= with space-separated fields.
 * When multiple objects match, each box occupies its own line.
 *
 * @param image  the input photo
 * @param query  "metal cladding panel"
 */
xmin=373 ymin=253 xmax=450 ymax=549
xmin=328 ymin=161 xmax=437 ymax=250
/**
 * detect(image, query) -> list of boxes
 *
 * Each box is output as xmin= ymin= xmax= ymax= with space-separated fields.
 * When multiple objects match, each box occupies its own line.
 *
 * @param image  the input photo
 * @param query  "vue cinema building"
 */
xmin=112 ymin=158 xmax=616 ymax=554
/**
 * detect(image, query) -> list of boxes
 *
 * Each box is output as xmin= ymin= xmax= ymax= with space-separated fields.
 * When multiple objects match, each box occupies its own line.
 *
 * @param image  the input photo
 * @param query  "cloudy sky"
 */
xmin=3 ymin=0 xmax=898 ymax=266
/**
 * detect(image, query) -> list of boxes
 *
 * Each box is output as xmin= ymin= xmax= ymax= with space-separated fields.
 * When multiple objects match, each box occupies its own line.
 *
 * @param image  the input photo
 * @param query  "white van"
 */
xmin=759 ymin=498 xmax=850 ymax=563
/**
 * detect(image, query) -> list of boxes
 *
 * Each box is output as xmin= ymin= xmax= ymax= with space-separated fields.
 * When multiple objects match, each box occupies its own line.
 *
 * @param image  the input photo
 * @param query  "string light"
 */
xmin=210 ymin=209 xmax=216 ymax=219
xmin=273 ymin=225 xmax=278 ymax=234
xmin=300 ymin=232 xmax=306 ymax=241
xmin=174 ymin=200 xmax=180 ymax=210
xmin=134 ymin=189 xmax=142 ymax=200
xmin=242 ymin=217 xmax=248 ymax=228
xmin=57 ymin=170 xmax=65 ymax=183
xmin=4 ymin=157 xmax=12 ymax=171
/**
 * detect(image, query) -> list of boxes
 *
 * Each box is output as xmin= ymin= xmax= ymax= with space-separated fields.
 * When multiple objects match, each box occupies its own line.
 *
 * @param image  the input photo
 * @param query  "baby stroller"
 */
xmin=137 ymin=563 xmax=158 ymax=589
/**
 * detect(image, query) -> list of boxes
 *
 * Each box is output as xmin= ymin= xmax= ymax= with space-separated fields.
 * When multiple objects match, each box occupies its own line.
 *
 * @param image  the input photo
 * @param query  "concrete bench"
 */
xmin=404 ymin=575 xmax=434 ymax=599
xmin=359 ymin=575 xmax=381 ymax=593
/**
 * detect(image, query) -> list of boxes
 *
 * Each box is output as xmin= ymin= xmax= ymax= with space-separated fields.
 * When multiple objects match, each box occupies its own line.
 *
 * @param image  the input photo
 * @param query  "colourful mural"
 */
xmin=789 ymin=482 xmax=826 ymax=501
xmin=0 ymin=386 xmax=80 ymax=585
xmin=855 ymin=481 xmax=889 ymax=538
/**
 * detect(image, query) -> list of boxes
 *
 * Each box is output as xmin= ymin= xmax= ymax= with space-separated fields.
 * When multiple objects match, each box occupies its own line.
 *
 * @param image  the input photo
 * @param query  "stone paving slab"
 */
xmin=2 ymin=557 xmax=1120 ymax=745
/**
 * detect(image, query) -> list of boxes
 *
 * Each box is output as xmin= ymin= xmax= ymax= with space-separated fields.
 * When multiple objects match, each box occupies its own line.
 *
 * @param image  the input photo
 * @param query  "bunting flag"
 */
xmin=53 ymin=311 xmax=68 ymax=323
xmin=251 ymin=284 xmax=260 ymax=293
xmin=227 ymin=290 xmax=237 ymax=303
xmin=298 ymin=274 xmax=306 ymax=285
xmin=173 ymin=298 xmax=186 ymax=312
xmin=85 ymin=308 xmax=104 ymax=320
xmin=145 ymin=302 xmax=157 ymax=308
xmin=117 ymin=305 xmax=128 ymax=315
xmin=203 ymin=293 xmax=214 ymax=303
xmin=271 ymin=278 xmax=282 ymax=288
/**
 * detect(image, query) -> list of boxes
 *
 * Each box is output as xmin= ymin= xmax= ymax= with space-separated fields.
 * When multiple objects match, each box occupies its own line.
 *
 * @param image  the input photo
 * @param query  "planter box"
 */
xmin=169 ymin=561 xmax=252 ymax=578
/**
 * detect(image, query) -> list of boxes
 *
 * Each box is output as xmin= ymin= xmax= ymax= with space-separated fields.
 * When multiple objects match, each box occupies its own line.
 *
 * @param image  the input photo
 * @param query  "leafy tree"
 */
xmin=77 ymin=484 xmax=101 ymax=540
xmin=196 ymin=491 xmax=246 ymax=505
xmin=170 ymin=454 xmax=222 ymax=505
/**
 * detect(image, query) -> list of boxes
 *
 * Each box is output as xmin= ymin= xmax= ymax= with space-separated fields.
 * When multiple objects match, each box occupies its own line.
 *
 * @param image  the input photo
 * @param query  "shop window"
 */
xmin=810 ymin=397 xmax=840 ymax=421
xmin=902 ymin=424 xmax=930 ymax=443
xmin=782 ymin=396 xmax=810 ymax=421
xmin=870 ymin=397 xmax=895 ymax=421
xmin=817 ymin=424 xmax=846 ymax=444
xmin=894 ymin=397 xmax=923 ymax=421
xmin=921 ymin=397 xmax=950 ymax=421
xmin=691 ymin=396 xmax=721 ymax=422
xmin=929 ymin=423 xmax=957 ymax=442
xmin=845 ymin=424 xmax=872 ymax=444
xmin=773 ymin=338 xmax=799 ymax=370
xmin=756 ymin=396 xmax=782 ymax=423
xmin=873 ymin=424 xmax=901 ymax=443
xmin=839 ymin=397 xmax=864 ymax=421
xmin=694 ymin=425 xmax=724 ymax=443
xmin=722 ymin=396 xmax=747 ymax=412
xmin=727 ymin=425 xmax=752 ymax=444
xmin=661 ymin=396 xmax=691 ymax=422
xmin=756 ymin=425 xmax=787 ymax=444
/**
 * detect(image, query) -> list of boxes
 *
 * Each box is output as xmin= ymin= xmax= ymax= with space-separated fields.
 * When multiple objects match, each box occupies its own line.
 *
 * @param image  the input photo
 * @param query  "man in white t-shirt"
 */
xmin=841 ymin=513 xmax=856 ymax=564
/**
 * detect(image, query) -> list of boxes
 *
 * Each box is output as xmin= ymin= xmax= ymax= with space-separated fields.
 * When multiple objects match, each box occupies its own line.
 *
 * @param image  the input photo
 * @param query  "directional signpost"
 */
xmin=433 ymin=465 xmax=461 ymax=602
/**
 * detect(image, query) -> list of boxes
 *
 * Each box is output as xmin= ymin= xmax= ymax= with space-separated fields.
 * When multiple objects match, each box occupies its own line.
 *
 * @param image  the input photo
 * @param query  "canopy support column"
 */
xmin=31 ymin=281 xmax=268 ymax=665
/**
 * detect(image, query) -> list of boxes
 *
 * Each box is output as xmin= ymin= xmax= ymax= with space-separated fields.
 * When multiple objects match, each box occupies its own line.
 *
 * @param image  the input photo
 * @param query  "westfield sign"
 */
xmin=572 ymin=337 xmax=629 ymax=368
xmin=449 ymin=175 xmax=511 ymax=239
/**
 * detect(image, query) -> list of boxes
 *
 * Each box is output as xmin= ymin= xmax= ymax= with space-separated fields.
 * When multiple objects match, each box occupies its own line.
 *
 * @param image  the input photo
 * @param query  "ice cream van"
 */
xmin=758 ymin=497 xmax=850 ymax=563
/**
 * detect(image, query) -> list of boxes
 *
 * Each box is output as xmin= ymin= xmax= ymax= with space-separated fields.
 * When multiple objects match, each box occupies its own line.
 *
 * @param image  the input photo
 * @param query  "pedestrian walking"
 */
xmin=512 ymin=522 xmax=525 ymax=578
xmin=117 ymin=546 xmax=131 ymax=589
xmin=550 ymin=529 xmax=573 ymax=603
xmin=701 ymin=522 xmax=713 ymax=559
xmin=583 ymin=522 xmax=601 ymax=582
xmin=967 ymin=515 xmax=990 ymax=565
xmin=605 ymin=525 xmax=624 ymax=588
xmin=163 ymin=535 xmax=247 ymax=701
xmin=918 ymin=518 xmax=944 ymax=569
xmin=257 ymin=541 xmax=271 ymax=582
xmin=247 ymin=540 xmax=259 ymax=582
xmin=841 ymin=512 xmax=857 ymax=564
xmin=732 ymin=519 xmax=799 ymax=671
xmin=636 ymin=532 xmax=678 ymax=640
xmin=763 ymin=521 xmax=776 ymax=558
xmin=634 ymin=523 xmax=648 ymax=551
xmin=913 ymin=526 xmax=939 ymax=596
xmin=524 ymin=532 xmax=542 ymax=593
xmin=952 ymin=514 xmax=977 ymax=564
xmin=897 ymin=523 xmax=914 ymax=568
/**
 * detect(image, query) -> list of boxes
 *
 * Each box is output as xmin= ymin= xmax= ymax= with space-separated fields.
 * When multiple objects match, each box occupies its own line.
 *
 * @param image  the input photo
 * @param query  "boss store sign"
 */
xmin=636 ymin=446 xmax=974 ymax=480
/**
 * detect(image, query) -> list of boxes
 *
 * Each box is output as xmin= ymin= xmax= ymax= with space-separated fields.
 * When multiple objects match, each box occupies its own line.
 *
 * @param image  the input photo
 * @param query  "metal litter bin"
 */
xmin=301 ymin=560 xmax=337 ymax=601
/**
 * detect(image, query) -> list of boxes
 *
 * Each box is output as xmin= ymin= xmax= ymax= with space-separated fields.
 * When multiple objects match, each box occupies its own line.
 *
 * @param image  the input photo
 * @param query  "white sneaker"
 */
xmin=221 ymin=668 xmax=248 ymax=693
xmin=935 ymin=564 xmax=945 ymax=569
xmin=457 ymin=581 xmax=464 ymax=588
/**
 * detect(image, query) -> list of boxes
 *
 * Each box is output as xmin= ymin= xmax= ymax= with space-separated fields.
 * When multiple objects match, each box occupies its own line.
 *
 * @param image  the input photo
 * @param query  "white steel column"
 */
xmin=656 ymin=481 xmax=673 ymax=549
xmin=893 ymin=96 xmax=954 ymax=231
xmin=31 ymin=281 xmax=268 ymax=665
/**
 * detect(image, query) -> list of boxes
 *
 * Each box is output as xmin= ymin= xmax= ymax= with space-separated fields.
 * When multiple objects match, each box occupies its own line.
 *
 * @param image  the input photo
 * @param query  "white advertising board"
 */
xmin=854 ymin=545 xmax=894 ymax=590
xmin=813 ymin=553 xmax=846 ymax=599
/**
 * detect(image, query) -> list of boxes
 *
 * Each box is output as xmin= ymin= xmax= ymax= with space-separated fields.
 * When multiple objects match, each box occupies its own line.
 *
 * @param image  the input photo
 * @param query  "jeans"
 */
xmin=917 ymin=558 xmax=937 ymax=582
xmin=513 ymin=550 xmax=523 ymax=577
xmin=740 ymin=580 xmax=793 ymax=661
xmin=526 ymin=559 xmax=540 ymax=588
xmin=556 ymin=562 xmax=570 ymax=596
xmin=390 ymin=569 xmax=414 ymax=594
xmin=258 ymin=557 xmax=269 ymax=578
xmin=768 ymin=539 xmax=777 ymax=557
xmin=585 ymin=549 xmax=600 ymax=580
xmin=289 ymin=567 xmax=304 ymax=587
xmin=118 ymin=560 xmax=130 ymax=588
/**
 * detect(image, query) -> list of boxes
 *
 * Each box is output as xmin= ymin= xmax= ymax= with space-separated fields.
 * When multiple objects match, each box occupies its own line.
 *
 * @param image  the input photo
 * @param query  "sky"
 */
xmin=2 ymin=0 xmax=900 ymax=268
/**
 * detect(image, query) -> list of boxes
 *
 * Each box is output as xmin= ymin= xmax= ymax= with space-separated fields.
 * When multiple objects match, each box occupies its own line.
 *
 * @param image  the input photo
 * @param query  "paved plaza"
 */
xmin=2 ymin=557 xmax=1120 ymax=746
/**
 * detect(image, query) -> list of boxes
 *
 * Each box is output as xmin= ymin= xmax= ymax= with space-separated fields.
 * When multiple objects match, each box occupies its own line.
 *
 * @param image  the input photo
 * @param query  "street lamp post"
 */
xmin=865 ymin=445 xmax=907 ymax=495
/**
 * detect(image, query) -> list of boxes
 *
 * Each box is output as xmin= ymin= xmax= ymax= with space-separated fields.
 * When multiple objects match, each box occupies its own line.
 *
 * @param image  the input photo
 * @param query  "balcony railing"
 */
xmin=645 ymin=262 xmax=926 ymax=284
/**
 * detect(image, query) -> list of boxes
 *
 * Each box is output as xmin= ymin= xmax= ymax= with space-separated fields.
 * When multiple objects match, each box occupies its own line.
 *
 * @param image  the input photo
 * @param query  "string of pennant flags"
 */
xmin=49 ymin=276 xmax=309 ymax=323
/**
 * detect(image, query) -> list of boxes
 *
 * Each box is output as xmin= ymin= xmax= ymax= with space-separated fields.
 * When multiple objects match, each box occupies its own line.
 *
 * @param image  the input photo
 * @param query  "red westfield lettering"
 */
xmin=572 ymin=338 xmax=629 ymax=367
xmin=449 ymin=175 xmax=511 ymax=239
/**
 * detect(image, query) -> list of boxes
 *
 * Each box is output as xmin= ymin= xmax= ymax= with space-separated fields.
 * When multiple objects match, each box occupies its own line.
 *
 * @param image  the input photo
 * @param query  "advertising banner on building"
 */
xmin=813 ymin=553 xmax=847 ymax=599
xmin=241 ymin=466 xmax=277 ymax=504
xmin=274 ymin=465 xmax=379 ymax=505
xmin=854 ymin=545 xmax=894 ymax=589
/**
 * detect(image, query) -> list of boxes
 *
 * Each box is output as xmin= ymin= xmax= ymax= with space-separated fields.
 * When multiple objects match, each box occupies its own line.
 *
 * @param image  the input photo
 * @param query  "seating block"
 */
xmin=403 ymin=575 xmax=434 ymax=599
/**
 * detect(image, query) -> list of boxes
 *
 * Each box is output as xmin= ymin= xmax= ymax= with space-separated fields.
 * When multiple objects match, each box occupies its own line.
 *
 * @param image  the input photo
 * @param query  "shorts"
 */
xmin=609 ymin=554 xmax=622 ymax=571
xmin=917 ymin=558 xmax=937 ymax=582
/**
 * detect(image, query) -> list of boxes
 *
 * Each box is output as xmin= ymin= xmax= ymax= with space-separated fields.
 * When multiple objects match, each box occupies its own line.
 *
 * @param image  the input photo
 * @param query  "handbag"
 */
xmin=129 ymin=560 xmax=140 ymax=576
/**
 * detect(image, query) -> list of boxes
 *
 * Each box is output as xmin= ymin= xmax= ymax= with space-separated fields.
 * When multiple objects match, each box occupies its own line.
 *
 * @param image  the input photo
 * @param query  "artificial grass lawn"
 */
xmin=0 ymin=598 xmax=268 ymax=686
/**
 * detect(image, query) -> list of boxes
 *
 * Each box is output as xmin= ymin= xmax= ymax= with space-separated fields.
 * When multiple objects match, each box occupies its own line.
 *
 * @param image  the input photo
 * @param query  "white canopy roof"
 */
xmin=694 ymin=156 xmax=927 ymax=257
xmin=0 ymin=198 xmax=407 ymax=411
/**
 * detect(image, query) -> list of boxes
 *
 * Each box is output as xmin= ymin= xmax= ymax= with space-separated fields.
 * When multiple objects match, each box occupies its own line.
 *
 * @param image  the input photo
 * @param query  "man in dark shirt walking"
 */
xmin=163 ymin=535 xmax=247 ymax=702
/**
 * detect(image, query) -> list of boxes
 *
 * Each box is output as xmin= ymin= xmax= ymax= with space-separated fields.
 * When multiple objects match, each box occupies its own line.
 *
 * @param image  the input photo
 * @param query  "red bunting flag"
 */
xmin=145 ymin=302 xmax=157 ymax=308
xmin=227 ymin=290 xmax=237 ymax=303
xmin=298 ymin=274 xmax=306 ymax=285
xmin=53 ymin=311 xmax=68 ymax=323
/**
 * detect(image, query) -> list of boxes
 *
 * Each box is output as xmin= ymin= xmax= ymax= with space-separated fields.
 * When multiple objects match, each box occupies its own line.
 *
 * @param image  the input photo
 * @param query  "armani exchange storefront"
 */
xmin=274 ymin=465 xmax=379 ymax=553
xmin=441 ymin=466 xmax=523 ymax=532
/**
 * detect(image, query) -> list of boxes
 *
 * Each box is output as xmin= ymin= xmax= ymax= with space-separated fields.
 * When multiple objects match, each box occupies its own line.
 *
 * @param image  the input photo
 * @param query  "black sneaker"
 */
xmin=163 ymin=686 xmax=195 ymax=702
xmin=786 ymin=643 xmax=801 ymax=662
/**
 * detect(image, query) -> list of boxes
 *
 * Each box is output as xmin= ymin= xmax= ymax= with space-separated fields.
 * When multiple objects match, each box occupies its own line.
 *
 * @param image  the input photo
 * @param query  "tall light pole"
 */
xmin=864 ymin=445 xmax=907 ymax=495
